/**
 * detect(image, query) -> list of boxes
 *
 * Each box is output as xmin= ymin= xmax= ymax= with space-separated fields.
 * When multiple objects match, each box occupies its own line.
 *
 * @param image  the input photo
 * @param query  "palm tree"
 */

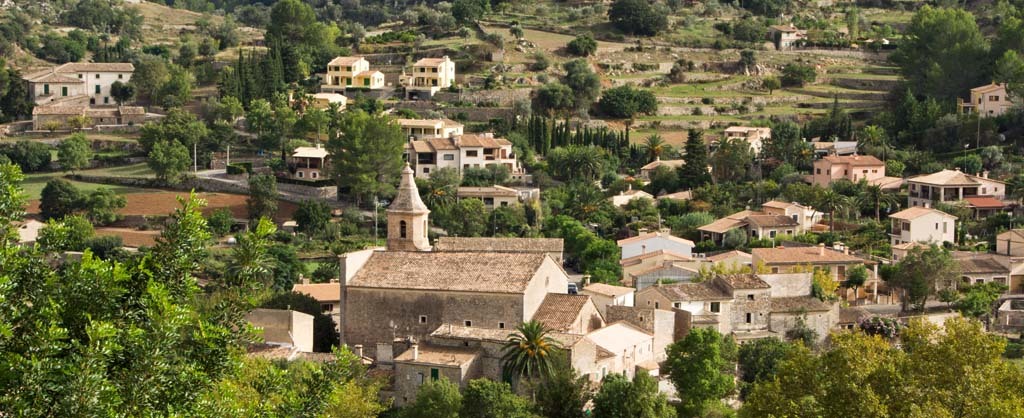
xmin=819 ymin=189 xmax=852 ymax=232
xmin=857 ymin=184 xmax=901 ymax=221
xmin=501 ymin=320 xmax=561 ymax=384
xmin=642 ymin=134 xmax=667 ymax=162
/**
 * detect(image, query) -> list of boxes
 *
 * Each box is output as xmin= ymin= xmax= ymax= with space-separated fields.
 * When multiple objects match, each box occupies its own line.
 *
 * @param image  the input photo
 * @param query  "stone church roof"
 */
xmin=347 ymin=251 xmax=549 ymax=293
xmin=531 ymin=294 xmax=592 ymax=332
xmin=388 ymin=163 xmax=429 ymax=213
xmin=434 ymin=237 xmax=563 ymax=254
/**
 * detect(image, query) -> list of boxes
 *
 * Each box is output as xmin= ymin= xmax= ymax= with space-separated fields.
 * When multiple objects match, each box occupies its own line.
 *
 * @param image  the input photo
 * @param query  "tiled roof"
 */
xmin=422 ymin=138 xmax=458 ymax=150
xmin=292 ymin=283 xmax=339 ymax=302
xmin=32 ymin=105 xmax=85 ymax=115
xmin=964 ymin=196 xmax=1006 ymax=209
xmin=658 ymin=191 xmax=692 ymax=201
xmin=698 ymin=217 xmax=748 ymax=234
xmin=434 ymin=237 xmax=563 ymax=253
xmin=581 ymin=283 xmax=635 ymax=297
xmin=531 ymin=294 xmax=592 ymax=333
xmin=118 ymin=106 xmax=145 ymax=115
xmin=869 ymin=176 xmax=904 ymax=190
xmin=85 ymin=108 xmax=118 ymax=117
xmin=821 ymin=154 xmax=884 ymax=166
xmin=413 ymin=57 xmax=448 ymax=66
xmin=327 ymin=56 xmax=365 ymax=66
xmin=706 ymin=250 xmax=752 ymax=262
xmin=26 ymin=72 xmax=84 ymax=83
xmin=619 ymin=250 xmax=691 ymax=267
xmin=889 ymin=207 xmax=956 ymax=221
xmin=354 ymin=70 xmax=382 ymax=77
xmin=617 ymin=231 xmax=695 ymax=247
xmin=430 ymin=324 xmax=583 ymax=346
xmin=641 ymin=158 xmax=685 ymax=171
xmin=25 ymin=62 xmax=134 ymax=82
xmin=753 ymin=246 xmax=865 ymax=265
xmin=652 ymin=281 xmax=732 ymax=301
xmin=459 ymin=134 xmax=509 ymax=148
xmin=388 ymin=164 xmax=429 ymax=213
xmin=770 ymin=296 xmax=832 ymax=312
xmin=584 ymin=322 xmax=653 ymax=356
xmin=394 ymin=344 xmax=481 ymax=366
xmin=761 ymin=201 xmax=799 ymax=210
xmin=397 ymin=118 xmax=444 ymax=128
xmin=746 ymin=214 xmax=799 ymax=228
xmin=971 ymin=83 xmax=1005 ymax=93
xmin=717 ymin=273 xmax=771 ymax=289
xmin=909 ymin=169 xmax=979 ymax=186
xmin=838 ymin=307 xmax=871 ymax=324
xmin=347 ymin=251 xmax=548 ymax=293
xmin=957 ymin=257 xmax=1008 ymax=274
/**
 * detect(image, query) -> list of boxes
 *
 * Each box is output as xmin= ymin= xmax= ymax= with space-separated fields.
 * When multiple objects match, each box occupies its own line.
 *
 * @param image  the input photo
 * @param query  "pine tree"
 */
xmin=679 ymin=129 xmax=712 ymax=189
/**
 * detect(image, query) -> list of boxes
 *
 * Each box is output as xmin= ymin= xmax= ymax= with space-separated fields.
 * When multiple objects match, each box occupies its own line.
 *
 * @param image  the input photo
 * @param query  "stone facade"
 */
xmin=605 ymin=306 xmax=689 ymax=362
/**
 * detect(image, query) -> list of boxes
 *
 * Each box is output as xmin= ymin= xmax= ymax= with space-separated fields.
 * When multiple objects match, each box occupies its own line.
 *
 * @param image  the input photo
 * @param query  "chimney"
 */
xmin=354 ymin=344 xmax=364 ymax=358
xmin=584 ymin=275 xmax=592 ymax=286
xmin=818 ymin=243 xmax=825 ymax=256
xmin=982 ymin=170 xmax=990 ymax=179
xmin=411 ymin=344 xmax=419 ymax=361
xmin=300 ymin=274 xmax=309 ymax=285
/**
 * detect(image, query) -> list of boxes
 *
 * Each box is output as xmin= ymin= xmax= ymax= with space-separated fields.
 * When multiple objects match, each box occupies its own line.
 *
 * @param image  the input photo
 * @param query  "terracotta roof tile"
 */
xmin=717 ymin=273 xmax=771 ymax=289
xmin=964 ymin=196 xmax=1006 ymax=209
xmin=753 ymin=246 xmax=866 ymax=265
xmin=327 ymin=56 xmax=365 ymax=66
xmin=822 ymin=155 xmax=884 ymax=166
xmin=581 ymin=283 xmax=635 ymax=297
xmin=532 ymin=294 xmax=592 ymax=332
xmin=651 ymin=281 xmax=732 ymax=301
xmin=348 ymin=251 xmax=548 ymax=293
xmin=770 ymin=296 xmax=832 ymax=312
xmin=292 ymin=283 xmax=339 ymax=302
xmin=434 ymin=237 xmax=563 ymax=253
xmin=394 ymin=344 xmax=481 ymax=366
xmin=430 ymin=324 xmax=583 ymax=346
xmin=617 ymin=231 xmax=695 ymax=247
xmin=889 ymin=207 xmax=956 ymax=221
xmin=957 ymin=257 xmax=1008 ymax=274
xmin=745 ymin=214 xmax=799 ymax=228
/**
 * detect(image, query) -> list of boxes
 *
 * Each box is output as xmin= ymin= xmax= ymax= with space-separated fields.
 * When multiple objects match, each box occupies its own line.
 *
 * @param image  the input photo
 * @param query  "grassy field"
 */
xmin=22 ymin=163 xmax=155 ymax=200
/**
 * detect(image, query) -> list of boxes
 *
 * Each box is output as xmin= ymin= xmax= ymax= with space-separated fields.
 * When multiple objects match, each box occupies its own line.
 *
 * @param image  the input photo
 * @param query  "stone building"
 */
xmin=434 ymin=236 xmax=564 ymax=265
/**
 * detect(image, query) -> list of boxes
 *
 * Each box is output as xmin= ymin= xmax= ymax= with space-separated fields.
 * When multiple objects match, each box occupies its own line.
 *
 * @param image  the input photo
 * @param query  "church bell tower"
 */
xmin=386 ymin=163 xmax=431 ymax=251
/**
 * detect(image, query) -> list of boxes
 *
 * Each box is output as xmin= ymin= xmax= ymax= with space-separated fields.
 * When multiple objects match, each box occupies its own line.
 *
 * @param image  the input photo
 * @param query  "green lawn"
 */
xmin=22 ymin=163 xmax=156 ymax=200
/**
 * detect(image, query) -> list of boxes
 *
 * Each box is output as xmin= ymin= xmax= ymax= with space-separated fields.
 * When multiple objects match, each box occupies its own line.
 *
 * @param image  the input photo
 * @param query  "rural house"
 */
xmin=888 ymin=207 xmax=957 ymax=246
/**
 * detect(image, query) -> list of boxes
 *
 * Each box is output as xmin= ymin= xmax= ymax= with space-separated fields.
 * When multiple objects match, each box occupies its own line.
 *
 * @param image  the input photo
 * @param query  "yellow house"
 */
xmin=321 ymin=57 xmax=385 ymax=93
xmin=404 ymin=56 xmax=456 ymax=99
xmin=958 ymin=83 xmax=1013 ymax=117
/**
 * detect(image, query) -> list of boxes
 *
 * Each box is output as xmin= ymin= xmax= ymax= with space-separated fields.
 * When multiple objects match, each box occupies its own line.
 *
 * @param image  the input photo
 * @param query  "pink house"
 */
xmin=812 ymin=155 xmax=901 ymax=189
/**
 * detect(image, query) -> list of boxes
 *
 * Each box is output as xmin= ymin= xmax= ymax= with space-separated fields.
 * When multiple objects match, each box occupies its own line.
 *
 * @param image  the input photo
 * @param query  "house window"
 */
xmin=483 ymin=197 xmax=494 ymax=206
xmin=943 ymin=222 xmax=948 ymax=233
xmin=103 ymin=97 xmax=109 ymax=104
xmin=464 ymin=320 xmax=472 ymax=326
xmin=935 ymin=223 xmax=939 ymax=230
xmin=400 ymin=220 xmax=407 ymax=238
xmin=78 ymin=74 xmax=83 ymax=79
xmin=95 ymin=74 xmax=100 ymax=79
xmin=297 ymin=171 xmax=304 ymax=178
xmin=990 ymin=95 xmax=1000 ymax=102
xmin=655 ymin=302 xmax=660 ymax=309
xmin=118 ymin=74 xmax=123 ymax=79
xmin=995 ymin=277 xmax=1007 ymax=285
xmin=710 ymin=302 xmax=720 ymax=313
xmin=419 ymin=315 xmax=427 ymax=323
xmin=321 ymin=303 xmax=334 ymax=313
xmin=769 ymin=231 xmax=777 ymax=238
xmin=746 ymin=313 xmax=752 ymax=323
xmin=417 ymin=372 xmax=425 ymax=384
xmin=346 ymin=78 xmax=352 ymax=85
xmin=443 ymin=154 xmax=454 ymax=161
xmin=311 ymin=172 xmax=318 ymax=179
xmin=363 ymin=78 xmax=370 ymax=86
xmin=501 ymin=201 xmax=509 ymax=207
xmin=423 ymin=167 xmax=430 ymax=174
xmin=466 ymin=150 xmax=478 ymax=157
xmin=816 ymin=168 xmax=821 ymax=174
xmin=61 ymin=86 xmax=68 ymax=96
xmin=747 ymin=294 xmax=755 ymax=301
xmin=498 ymin=322 xmax=505 ymax=329
xmin=771 ymin=267 xmax=779 ymax=273
xmin=95 ymin=85 xmax=101 ymax=94
xmin=673 ymin=302 xmax=681 ymax=309
xmin=44 ymin=84 xmax=49 ymax=94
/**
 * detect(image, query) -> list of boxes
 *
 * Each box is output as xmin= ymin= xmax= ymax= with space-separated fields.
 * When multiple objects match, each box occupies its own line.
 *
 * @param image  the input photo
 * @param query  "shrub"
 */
xmin=566 ymin=34 xmax=598 ymax=57
xmin=780 ymin=63 xmax=816 ymax=87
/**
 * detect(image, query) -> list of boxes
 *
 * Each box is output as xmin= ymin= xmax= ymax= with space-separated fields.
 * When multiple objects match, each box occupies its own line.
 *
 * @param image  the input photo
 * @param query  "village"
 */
xmin=2 ymin=0 xmax=1024 ymax=416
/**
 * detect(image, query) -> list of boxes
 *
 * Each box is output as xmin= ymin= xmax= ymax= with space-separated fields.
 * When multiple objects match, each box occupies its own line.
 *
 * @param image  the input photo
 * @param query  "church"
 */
xmin=337 ymin=163 xmax=574 ymax=357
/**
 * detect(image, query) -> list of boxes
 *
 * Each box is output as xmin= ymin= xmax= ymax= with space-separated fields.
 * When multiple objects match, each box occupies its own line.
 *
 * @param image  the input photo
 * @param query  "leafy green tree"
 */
xmin=567 ymin=34 xmax=598 ymax=57
xmin=955 ymin=282 xmax=1008 ymax=322
xmin=592 ymin=373 xmax=677 ymax=418
xmin=710 ymin=137 xmax=754 ymax=183
xmin=647 ymin=165 xmax=680 ymax=196
xmin=562 ymin=59 xmax=602 ymax=115
xmin=845 ymin=264 xmax=869 ymax=298
xmin=502 ymin=320 xmax=561 ymax=383
xmin=419 ymin=167 xmax=461 ymax=210
xmin=737 ymin=337 xmax=792 ymax=398
xmin=225 ymin=217 xmax=276 ymax=288
xmin=608 ymin=0 xmax=669 ymax=36
xmin=327 ymin=110 xmax=406 ymax=205
xmin=1 ymin=140 xmax=52 ymax=172
xmin=260 ymin=291 xmax=341 ymax=352
xmin=129 ymin=54 xmax=169 ymax=103
xmin=742 ymin=318 xmax=1024 ymax=417
xmin=0 ymin=162 xmax=25 ymax=244
xmin=452 ymin=0 xmax=488 ymax=24
xmin=148 ymin=139 xmax=191 ymax=184
xmin=545 ymin=145 xmax=611 ymax=182
xmin=761 ymin=121 xmax=811 ymax=168
xmin=890 ymin=245 xmax=961 ymax=312
xmin=139 ymin=108 xmax=209 ymax=153
xmin=780 ymin=63 xmax=816 ymax=87
xmin=403 ymin=377 xmax=462 ymax=418
xmin=57 ymin=133 xmax=92 ymax=174
xmin=891 ymin=6 xmax=988 ymax=100
xmin=439 ymin=198 xmax=488 ymax=237
xmin=110 ymin=79 xmax=136 ymax=105
xmin=679 ymin=129 xmax=712 ymax=189
xmin=742 ymin=0 xmax=789 ymax=16
xmin=154 ymin=64 xmax=195 ymax=109
xmin=532 ymin=83 xmax=576 ymax=118
xmin=599 ymin=85 xmax=658 ymax=119
xmin=246 ymin=174 xmax=278 ymax=221
xmin=83 ymin=187 xmax=126 ymax=226
xmin=462 ymin=165 xmax=511 ymax=187
xmin=535 ymin=352 xmax=592 ymax=418
xmin=207 ymin=207 xmax=234 ymax=236
xmin=294 ymin=199 xmax=331 ymax=233
xmin=762 ymin=76 xmax=780 ymax=95
xmin=461 ymin=379 xmax=533 ymax=418
xmin=856 ymin=184 xmax=900 ymax=221
xmin=40 ymin=178 xmax=84 ymax=221
xmin=37 ymin=214 xmax=95 ymax=252
xmin=666 ymin=327 xmax=737 ymax=416
xmin=817 ymin=189 xmax=851 ymax=232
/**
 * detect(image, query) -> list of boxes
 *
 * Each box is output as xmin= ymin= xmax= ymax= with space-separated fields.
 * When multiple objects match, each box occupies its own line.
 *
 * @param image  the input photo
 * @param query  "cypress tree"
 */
xmin=678 ymin=129 xmax=712 ymax=189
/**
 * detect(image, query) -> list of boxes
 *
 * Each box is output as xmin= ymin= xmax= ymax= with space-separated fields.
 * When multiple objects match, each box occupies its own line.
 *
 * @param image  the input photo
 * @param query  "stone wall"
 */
xmin=432 ymin=89 xmax=530 ymax=107
xmin=605 ymin=306 xmax=689 ymax=361
xmin=343 ymin=288 xmax=525 ymax=358
xmin=769 ymin=307 xmax=835 ymax=344
xmin=276 ymin=181 xmax=338 ymax=199
xmin=729 ymin=287 xmax=773 ymax=333
xmin=393 ymin=359 xmax=481 ymax=407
